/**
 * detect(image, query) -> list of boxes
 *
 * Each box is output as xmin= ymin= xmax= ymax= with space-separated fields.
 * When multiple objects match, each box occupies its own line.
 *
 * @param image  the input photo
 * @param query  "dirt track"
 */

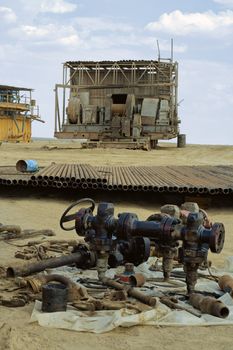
xmin=0 ymin=141 xmax=232 ymax=350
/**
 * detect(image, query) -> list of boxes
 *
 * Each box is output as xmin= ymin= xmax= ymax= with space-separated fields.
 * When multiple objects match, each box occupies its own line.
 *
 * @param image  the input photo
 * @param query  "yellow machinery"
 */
xmin=0 ymin=85 xmax=43 ymax=142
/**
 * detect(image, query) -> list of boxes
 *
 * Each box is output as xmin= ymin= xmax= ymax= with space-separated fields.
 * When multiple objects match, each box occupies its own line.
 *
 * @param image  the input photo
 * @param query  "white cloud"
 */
xmin=19 ymin=25 xmax=52 ymax=38
xmin=40 ymin=0 xmax=77 ymax=13
xmin=146 ymin=10 xmax=233 ymax=36
xmin=58 ymin=34 xmax=82 ymax=46
xmin=214 ymin=0 xmax=233 ymax=7
xmin=0 ymin=7 xmax=17 ymax=23
xmin=75 ymin=17 xmax=133 ymax=32
xmin=10 ymin=23 xmax=78 ymax=43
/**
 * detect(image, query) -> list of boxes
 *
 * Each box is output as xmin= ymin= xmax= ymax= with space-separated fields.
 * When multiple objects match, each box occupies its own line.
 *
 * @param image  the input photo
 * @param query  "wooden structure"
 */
xmin=0 ymin=85 xmax=42 ymax=142
xmin=54 ymin=57 xmax=181 ymax=149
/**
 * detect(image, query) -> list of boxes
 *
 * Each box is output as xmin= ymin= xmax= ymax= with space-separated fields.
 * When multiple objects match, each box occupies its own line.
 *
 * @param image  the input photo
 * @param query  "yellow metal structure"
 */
xmin=0 ymin=84 xmax=42 ymax=143
xmin=0 ymin=116 xmax=31 ymax=142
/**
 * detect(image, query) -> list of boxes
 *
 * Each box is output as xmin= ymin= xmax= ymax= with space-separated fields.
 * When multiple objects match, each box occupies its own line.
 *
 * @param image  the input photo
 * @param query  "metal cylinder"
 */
xmin=177 ymin=134 xmax=186 ymax=148
xmin=6 ymin=251 xmax=84 ymax=277
xmin=129 ymin=273 xmax=145 ymax=287
xmin=189 ymin=293 xmax=229 ymax=318
xmin=42 ymin=283 xmax=68 ymax=312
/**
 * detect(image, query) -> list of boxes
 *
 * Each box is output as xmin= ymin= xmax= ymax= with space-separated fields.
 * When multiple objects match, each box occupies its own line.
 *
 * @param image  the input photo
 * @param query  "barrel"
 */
xmin=177 ymin=134 xmax=186 ymax=148
xmin=16 ymin=159 xmax=38 ymax=172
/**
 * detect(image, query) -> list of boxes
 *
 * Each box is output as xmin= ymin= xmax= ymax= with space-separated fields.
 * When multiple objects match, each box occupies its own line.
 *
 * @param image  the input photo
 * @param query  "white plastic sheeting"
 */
xmin=30 ymin=257 xmax=233 ymax=333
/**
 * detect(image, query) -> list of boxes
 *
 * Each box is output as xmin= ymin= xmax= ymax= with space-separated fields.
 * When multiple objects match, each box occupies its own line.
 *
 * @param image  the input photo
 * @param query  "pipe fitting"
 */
xmin=189 ymin=293 xmax=229 ymax=319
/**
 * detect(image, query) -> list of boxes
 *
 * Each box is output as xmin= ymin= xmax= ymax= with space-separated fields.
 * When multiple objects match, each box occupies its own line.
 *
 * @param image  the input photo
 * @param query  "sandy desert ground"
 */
xmin=0 ymin=140 xmax=233 ymax=350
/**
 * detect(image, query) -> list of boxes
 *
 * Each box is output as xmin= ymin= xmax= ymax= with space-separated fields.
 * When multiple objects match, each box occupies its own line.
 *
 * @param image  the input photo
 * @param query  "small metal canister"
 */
xmin=42 ymin=283 xmax=68 ymax=312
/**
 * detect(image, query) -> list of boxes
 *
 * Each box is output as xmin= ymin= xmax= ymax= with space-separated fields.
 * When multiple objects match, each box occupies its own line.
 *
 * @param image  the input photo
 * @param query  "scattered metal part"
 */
xmin=0 ymin=228 xmax=55 ymax=242
xmin=101 ymin=277 xmax=157 ymax=307
xmin=189 ymin=293 xmax=229 ymax=319
xmin=218 ymin=275 xmax=233 ymax=296
xmin=1 ymin=298 xmax=26 ymax=307
xmin=6 ymin=247 xmax=96 ymax=277
xmin=72 ymin=299 xmax=148 ymax=312
xmin=0 ymin=224 xmax=21 ymax=235
xmin=25 ymin=274 xmax=88 ymax=302
xmin=42 ymin=283 xmax=68 ymax=312
xmin=108 ymin=290 xmax=127 ymax=301
xmin=160 ymin=296 xmax=201 ymax=318
xmin=15 ymin=245 xmax=49 ymax=261
xmin=129 ymin=273 xmax=145 ymax=287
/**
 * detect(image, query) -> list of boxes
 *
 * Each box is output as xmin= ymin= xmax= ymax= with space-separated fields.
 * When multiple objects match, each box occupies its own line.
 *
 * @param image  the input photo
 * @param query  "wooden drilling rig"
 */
xmin=54 ymin=55 xmax=183 ymax=149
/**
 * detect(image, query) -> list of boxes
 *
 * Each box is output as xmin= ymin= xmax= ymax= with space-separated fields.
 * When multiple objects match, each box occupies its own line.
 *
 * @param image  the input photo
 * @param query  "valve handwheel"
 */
xmin=60 ymin=198 xmax=95 ymax=231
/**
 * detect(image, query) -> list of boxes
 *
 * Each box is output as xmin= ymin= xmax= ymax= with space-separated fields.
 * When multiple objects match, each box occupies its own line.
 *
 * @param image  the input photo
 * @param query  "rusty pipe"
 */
xmin=6 ymin=251 xmax=91 ymax=277
xmin=188 ymin=187 xmax=198 ymax=193
xmin=34 ymin=164 xmax=57 ymax=180
xmin=129 ymin=273 xmax=145 ymax=287
xmin=189 ymin=293 xmax=229 ymax=318
xmin=81 ymin=183 xmax=88 ymax=189
xmin=158 ymin=187 xmax=165 ymax=193
xmin=101 ymin=277 xmax=156 ymax=306
xmin=25 ymin=274 xmax=86 ymax=302
xmin=209 ymin=188 xmax=218 ymax=195
xmin=71 ymin=182 xmax=79 ymax=189
xmin=91 ymin=183 xmax=98 ymax=190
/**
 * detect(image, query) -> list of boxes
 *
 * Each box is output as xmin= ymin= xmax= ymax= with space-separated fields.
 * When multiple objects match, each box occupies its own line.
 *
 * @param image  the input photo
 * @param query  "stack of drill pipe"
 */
xmin=125 ymin=166 xmax=143 ymax=191
xmin=152 ymin=166 xmax=195 ymax=193
xmin=194 ymin=166 xmax=233 ymax=194
xmin=1 ymin=163 xmax=233 ymax=194
xmin=179 ymin=166 xmax=218 ymax=195
xmin=173 ymin=166 xmax=230 ymax=194
xmin=135 ymin=166 xmax=169 ymax=192
xmin=130 ymin=166 xmax=154 ymax=192
xmin=30 ymin=163 xmax=108 ymax=190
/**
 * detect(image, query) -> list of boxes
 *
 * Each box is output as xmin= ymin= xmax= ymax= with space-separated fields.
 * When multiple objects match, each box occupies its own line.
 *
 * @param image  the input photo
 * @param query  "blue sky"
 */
xmin=0 ymin=0 xmax=233 ymax=144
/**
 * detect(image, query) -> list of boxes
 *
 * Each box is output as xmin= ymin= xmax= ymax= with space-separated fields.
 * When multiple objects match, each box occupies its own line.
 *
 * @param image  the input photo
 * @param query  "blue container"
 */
xmin=16 ymin=159 xmax=38 ymax=173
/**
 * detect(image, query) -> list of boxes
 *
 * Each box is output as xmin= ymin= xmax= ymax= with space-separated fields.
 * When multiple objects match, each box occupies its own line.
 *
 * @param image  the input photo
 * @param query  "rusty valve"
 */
xmin=59 ymin=199 xmax=225 ymax=294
